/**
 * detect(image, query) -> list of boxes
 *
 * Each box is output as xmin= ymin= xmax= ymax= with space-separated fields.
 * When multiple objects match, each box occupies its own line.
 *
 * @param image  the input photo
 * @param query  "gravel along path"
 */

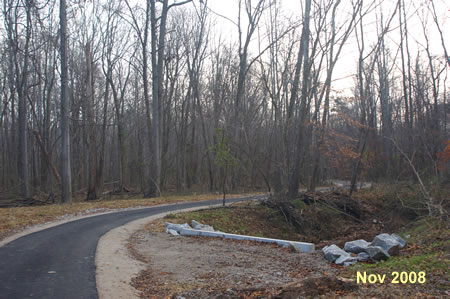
xmin=129 ymin=231 xmax=339 ymax=298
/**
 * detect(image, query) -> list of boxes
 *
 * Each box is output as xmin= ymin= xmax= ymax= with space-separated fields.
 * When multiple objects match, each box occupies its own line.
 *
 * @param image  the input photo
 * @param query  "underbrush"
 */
xmin=156 ymin=183 xmax=448 ymax=244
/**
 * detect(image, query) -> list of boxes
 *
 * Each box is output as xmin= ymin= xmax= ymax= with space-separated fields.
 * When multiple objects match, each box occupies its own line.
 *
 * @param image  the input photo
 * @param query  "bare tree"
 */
xmin=146 ymin=0 xmax=192 ymax=197
xmin=309 ymin=0 xmax=363 ymax=191
xmin=349 ymin=1 xmax=399 ymax=194
xmin=287 ymin=0 xmax=311 ymax=199
xmin=428 ymin=0 xmax=450 ymax=67
xmin=85 ymin=42 xmax=97 ymax=200
xmin=60 ymin=0 xmax=72 ymax=203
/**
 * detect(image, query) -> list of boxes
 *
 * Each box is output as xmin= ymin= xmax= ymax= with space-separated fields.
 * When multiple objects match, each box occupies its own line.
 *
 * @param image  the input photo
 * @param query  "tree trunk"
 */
xmin=287 ymin=0 xmax=311 ymax=199
xmin=85 ymin=42 xmax=97 ymax=200
xmin=96 ymin=70 xmax=110 ymax=196
xmin=17 ymin=2 xmax=33 ymax=200
xmin=60 ymin=0 xmax=72 ymax=203
xmin=147 ymin=0 xmax=171 ymax=197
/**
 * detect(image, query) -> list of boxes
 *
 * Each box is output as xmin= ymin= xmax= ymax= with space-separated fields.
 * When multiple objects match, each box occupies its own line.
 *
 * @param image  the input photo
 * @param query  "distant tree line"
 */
xmin=0 ymin=0 xmax=448 ymax=206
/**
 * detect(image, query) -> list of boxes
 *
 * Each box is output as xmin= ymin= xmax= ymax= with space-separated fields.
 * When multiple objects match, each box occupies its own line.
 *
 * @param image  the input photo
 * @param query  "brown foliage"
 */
xmin=437 ymin=140 xmax=450 ymax=170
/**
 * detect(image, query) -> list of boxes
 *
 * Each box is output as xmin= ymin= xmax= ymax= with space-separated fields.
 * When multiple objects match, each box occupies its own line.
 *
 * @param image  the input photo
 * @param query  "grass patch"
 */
xmin=349 ymin=252 xmax=447 ymax=275
xmin=147 ymin=201 xmax=303 ymax=241
xmin=291 ymin=199 xmax=306 ymax=210
xmin=345 ymin=252 xmax=449 ymax=292
xmin=0 ymin=193 xmax=260 ymax=241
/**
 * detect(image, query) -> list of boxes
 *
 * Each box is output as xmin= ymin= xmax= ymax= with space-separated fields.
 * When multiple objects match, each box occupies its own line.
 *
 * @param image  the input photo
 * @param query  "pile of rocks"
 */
xmin=322 ymin=233 xmax=407 ymax=266
xmin=165 ymin=220 xmax=217 ymax=236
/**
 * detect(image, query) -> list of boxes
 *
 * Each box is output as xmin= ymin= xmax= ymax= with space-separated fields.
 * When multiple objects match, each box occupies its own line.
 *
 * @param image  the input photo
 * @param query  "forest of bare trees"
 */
xmin=0 ymin=0 xmax=448 ymax=211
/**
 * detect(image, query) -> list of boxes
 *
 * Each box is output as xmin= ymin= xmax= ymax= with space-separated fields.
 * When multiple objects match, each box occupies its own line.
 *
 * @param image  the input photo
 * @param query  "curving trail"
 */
xmin=0 ymin=195 xmax=266 ymax=299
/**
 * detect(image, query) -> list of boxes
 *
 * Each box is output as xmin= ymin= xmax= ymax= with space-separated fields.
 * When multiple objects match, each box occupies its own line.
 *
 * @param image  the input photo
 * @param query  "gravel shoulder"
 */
xmin=128 ymin=229 xmax=338 ymax=298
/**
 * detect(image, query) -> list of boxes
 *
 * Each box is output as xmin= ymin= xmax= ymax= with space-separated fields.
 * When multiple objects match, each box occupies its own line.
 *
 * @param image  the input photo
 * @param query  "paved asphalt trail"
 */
xmin=0 ymin=195 xmax=266 ymax=299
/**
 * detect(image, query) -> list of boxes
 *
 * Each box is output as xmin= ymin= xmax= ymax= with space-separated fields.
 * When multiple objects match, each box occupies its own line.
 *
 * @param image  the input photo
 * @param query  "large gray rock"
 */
xmin=391 ymin=233 xmax=407 ymax=248
xmin=191 ymin=220 xmax=215 ymax=232
xmin=322 ymin=244 xmax=348 ymax=262
xmin=335 ymin=255 xmax=359 ymax=266
xmin=371 ymin=233 xmax=402 ymax=256
xmin=344 ymin=239 xmax=370 ymax=253
xmin=357 ymin=252 xmax=370 ymax=261
xmin=165 ymin=222 xmax=191 ymax=233
xmin=366 ymin=246 xmax=390 ymax=261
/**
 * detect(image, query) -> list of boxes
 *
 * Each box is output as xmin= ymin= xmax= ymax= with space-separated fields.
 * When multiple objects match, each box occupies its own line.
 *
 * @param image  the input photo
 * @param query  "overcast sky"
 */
xmin=204 ymin=0 xmax=449 ymax=96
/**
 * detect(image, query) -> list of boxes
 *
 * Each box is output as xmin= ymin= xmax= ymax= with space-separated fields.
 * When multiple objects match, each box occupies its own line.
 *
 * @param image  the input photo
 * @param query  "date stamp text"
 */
xmin=356 ymin=271 xmax=426 ymax=284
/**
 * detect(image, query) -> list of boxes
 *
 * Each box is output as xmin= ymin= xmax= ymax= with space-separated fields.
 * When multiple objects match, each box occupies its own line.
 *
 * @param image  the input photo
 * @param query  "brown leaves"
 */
xmin=437 ymin=140 xmax=450 ymax=170
xmin=278 ymin=275 xmax=358 ymax=298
